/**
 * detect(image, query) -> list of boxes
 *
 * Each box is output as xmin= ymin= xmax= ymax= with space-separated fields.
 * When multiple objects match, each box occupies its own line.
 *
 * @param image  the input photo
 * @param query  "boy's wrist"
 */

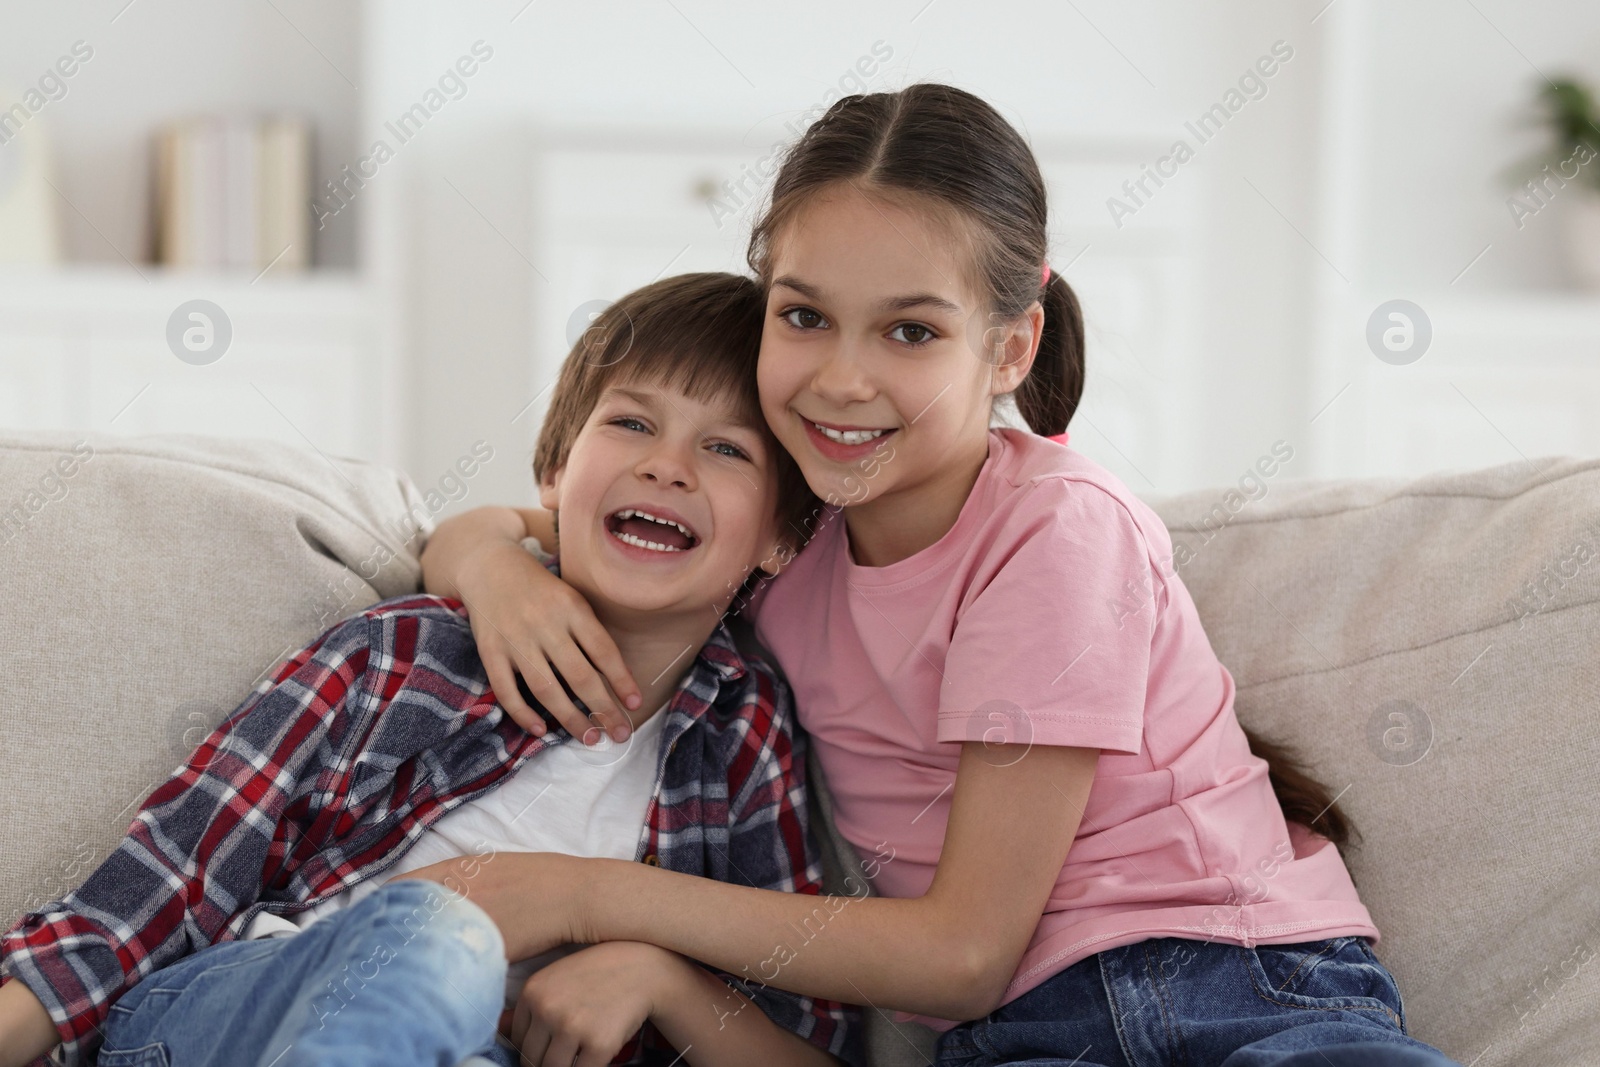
xmin=0 ymin=977 xmax=59 ymax=1067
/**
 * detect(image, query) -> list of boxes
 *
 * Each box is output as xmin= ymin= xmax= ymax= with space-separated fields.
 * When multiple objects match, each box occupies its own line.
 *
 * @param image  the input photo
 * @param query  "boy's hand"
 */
xmin=454 ymin=533 xmax=642 ymax=744
xmin=505 ymin=941 xmax=689 ymax=1066
xmin=0 ymin=978 xmax=58 ymax=1067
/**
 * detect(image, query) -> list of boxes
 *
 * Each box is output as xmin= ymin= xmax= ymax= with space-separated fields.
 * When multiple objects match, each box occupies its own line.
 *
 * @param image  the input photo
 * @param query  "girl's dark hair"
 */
xmin=748 ymin=82 xmax=1085 ymax=435
xmin=747 ymin=82 xmax=1356 ymax=852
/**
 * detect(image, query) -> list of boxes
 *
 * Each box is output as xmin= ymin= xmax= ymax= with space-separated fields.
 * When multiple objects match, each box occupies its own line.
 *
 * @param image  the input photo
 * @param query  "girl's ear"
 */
xmin=990 ymin=301 xmax=1045 ymax=397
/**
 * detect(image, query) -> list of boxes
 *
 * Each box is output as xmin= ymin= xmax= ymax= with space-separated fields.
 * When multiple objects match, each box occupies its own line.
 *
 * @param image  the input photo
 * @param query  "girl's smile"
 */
xmin=799 ymin=415 xmax=897 ymax=462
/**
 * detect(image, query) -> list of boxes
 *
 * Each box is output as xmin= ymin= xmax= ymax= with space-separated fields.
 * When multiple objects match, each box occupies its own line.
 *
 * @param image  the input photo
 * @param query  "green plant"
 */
xmin=1525 ymin=76 xmax=1600 ymax=193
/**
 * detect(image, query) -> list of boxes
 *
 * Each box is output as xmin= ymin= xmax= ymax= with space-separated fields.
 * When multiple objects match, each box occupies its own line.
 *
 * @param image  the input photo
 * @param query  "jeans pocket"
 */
xmin=1241 ymin=936 xmax=1405 ymax=1030
xmin=97 ymin=1042 xmax=171 ymax=1067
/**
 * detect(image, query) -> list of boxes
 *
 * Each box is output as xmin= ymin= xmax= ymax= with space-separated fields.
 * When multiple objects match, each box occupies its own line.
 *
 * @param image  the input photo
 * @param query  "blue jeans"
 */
xmin=98 ymin=879 xmax=519 ymax=1067
xmin=935 ymin=935 xmax=1461 ymax=1067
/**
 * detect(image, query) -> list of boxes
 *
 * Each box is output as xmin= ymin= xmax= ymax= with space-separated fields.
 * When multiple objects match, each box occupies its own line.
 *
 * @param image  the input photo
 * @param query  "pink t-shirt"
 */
xmin=756 ymin=428 xmax=1377 ymax=1031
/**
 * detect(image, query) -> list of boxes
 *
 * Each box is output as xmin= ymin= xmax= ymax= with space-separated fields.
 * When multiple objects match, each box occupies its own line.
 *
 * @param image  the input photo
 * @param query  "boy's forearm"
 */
xmin=419 ymin=506 xmax=528 ymax=599
xmin=652 ymin=958 xmax=841 ymax=1067
xmin=0 ymin=978 xmax=60 ymax=1067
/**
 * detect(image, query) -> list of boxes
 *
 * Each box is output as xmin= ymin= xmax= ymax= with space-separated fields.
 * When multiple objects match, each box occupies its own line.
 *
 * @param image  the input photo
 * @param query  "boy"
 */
xmin=0 ymin=273 xmax=858 ymax=1067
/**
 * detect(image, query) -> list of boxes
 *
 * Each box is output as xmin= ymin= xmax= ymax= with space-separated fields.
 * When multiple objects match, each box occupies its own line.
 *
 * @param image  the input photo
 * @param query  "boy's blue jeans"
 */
xmin=97 ymin=879 xmax=518 ymax=1067
xmin=935 ymin=935 xmax=1462 ymax=1067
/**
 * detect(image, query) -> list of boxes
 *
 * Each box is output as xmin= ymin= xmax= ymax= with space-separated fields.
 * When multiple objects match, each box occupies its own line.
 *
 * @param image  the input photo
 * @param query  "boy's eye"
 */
xmin=709 ymin=441 xmax=750 ymax=460
xmin=781 ymin=307 xmax=827 ymax=330
xmin=610 ymin=416 xmax=649 ymax=432
xmin=889 ymin=322 xmax=936 ymax=346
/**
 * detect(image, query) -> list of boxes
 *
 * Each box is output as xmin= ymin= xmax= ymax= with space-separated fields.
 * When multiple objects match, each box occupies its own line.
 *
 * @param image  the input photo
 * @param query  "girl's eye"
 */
xmin=781 ymin=307 xmax=827 ymax=330
xmin=610 ymin=416 xmax=649 ymax=432
xmin=888 ymin=322 xmax=936 ymax=346
xmin=709 ymin=441 xmax=750 ymax=460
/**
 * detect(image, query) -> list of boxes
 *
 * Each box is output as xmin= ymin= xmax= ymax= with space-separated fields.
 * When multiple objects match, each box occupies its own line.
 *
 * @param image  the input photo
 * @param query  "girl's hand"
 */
xmin=506 ymin=941 xmax=689 ymax=1067
xmin=423 ymin=505 xmax=641 ymax=742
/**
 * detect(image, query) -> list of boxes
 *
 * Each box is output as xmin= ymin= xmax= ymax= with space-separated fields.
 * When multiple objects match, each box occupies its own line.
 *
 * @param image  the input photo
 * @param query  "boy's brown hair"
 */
xmin=533 ymin=272 xmax=820 ymax=560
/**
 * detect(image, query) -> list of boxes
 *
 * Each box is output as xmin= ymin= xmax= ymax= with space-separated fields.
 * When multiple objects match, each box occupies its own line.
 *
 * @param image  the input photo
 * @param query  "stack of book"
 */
xmin=155 ymin=116 xmax=311 ymax=272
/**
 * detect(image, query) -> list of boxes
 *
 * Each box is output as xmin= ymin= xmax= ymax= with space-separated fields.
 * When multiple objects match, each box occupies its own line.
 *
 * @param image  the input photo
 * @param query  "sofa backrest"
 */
xmin=0 ymin=430 xmax=432 ymax=934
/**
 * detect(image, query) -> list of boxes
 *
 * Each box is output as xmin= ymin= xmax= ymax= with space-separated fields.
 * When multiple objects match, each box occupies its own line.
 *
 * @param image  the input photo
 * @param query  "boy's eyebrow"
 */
xmin=603 ymin=385 xmax=663 ymax=409
xmin=772 ymin=274 xmax=964 ymax=317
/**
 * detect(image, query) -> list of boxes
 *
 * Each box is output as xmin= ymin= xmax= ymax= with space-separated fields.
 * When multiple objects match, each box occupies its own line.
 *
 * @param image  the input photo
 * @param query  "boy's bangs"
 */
xmin=609 ymin=342 xmax=765 ymax=434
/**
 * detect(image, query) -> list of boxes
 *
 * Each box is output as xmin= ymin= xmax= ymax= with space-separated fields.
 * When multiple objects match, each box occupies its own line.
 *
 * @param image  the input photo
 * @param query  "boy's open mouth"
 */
xmin=605 ymin=507 xmax=699 ymax=553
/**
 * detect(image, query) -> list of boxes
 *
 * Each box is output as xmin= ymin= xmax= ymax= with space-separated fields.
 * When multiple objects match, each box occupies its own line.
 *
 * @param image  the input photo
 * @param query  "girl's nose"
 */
xmin=810 ymin=342 xmax=875 ymax=406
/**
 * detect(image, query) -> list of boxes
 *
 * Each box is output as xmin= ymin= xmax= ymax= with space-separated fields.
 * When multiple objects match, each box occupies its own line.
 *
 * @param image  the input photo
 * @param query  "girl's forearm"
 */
xmin=419 ymin=506 xmax=527 ymax=599
xmin=569 ymin=857 xmax=994 ymax=1023
xmin=654 ymin=958 xmax=842 ymax=1067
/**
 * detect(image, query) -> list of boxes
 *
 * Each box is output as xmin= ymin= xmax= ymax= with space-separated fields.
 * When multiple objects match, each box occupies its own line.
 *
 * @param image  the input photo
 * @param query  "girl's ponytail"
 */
xmin=1014 ymin=271 xmax=1087 ymax=437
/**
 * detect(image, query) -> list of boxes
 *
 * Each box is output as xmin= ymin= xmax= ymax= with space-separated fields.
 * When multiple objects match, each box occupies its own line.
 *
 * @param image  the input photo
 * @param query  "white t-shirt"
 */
xmin=242 ymin=700 xmax=670 ymax=1010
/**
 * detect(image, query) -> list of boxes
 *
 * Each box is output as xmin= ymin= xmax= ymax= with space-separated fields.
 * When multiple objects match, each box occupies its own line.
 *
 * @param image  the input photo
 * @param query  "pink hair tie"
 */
xmin=1041 ymin=262 xmax=1052 ymax=288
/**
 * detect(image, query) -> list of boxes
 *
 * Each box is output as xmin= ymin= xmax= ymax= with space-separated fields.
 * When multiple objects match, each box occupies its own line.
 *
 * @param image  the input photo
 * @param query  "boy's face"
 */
xmin=540 ymin=377 xmax=787 ymax=619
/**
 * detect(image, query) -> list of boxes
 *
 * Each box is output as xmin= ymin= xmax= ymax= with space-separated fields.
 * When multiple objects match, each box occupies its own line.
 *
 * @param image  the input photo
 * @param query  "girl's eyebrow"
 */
xmin=772 ymin=274 xmax=963 ymax=316
xmin=878 ymin=292 xmax=964 ymax=315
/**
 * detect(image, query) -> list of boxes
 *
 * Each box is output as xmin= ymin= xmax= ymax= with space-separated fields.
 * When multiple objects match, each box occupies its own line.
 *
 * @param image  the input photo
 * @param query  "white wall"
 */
xmin=5 ymin=0 xmax=1599 ymax=503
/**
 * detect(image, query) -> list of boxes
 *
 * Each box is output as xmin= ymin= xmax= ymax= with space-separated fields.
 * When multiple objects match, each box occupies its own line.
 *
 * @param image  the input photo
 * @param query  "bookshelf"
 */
xmin=0 ymin=1 xmax=392 ymax=463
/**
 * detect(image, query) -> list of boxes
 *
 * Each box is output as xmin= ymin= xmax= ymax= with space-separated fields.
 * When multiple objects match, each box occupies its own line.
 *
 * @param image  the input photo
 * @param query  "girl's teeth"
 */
xmin=815 ymin=424 xmax=888 ymax=445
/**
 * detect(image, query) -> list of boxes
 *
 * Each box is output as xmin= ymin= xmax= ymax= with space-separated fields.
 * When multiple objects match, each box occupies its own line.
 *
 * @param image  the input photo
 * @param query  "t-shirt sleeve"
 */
xmin=937 ymin=478 xmax=1157 ymax=755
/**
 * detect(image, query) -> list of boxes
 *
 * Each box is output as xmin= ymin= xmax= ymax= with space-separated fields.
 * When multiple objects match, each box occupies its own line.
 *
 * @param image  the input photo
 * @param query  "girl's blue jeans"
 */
xmin=935 ymin=935 xmax=1463 ymax=1067
xmin=97 ymin=879 xmax=519 ymax=1067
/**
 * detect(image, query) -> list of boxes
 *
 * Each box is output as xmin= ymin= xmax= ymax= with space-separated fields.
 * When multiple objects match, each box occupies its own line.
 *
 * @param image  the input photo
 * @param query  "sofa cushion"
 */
xmin=0 ymin=430 xmax=432 ymax=931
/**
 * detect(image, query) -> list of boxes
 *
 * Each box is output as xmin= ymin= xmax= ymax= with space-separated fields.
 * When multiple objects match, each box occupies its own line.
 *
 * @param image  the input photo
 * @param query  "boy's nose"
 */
xmin=636 ymin=445 xmax=696 ymax=489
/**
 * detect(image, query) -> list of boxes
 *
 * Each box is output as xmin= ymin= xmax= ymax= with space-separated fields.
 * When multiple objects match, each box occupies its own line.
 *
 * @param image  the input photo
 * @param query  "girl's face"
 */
xmin=757 ymin=188 xmax=1039 ymax=520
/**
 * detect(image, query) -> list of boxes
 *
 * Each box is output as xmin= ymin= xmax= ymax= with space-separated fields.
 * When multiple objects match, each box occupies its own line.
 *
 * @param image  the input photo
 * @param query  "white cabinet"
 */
xmin=0 ymin=268 xmax=381 ymax=459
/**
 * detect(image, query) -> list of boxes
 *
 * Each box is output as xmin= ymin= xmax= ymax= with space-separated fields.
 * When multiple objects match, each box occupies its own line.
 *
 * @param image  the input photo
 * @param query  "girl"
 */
xmin=416 ymin=84 xmax=1460 ymax=1067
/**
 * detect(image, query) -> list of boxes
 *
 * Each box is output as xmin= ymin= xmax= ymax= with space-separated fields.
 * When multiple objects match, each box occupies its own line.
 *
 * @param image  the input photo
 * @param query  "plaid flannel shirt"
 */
xmin=0 ymin=593 xmax=861 ymax=1067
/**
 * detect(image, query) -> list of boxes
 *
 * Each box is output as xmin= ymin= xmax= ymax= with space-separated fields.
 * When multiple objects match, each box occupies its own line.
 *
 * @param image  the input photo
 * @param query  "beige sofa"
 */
xmin=2 ymin=428 xmax=1596 ymax=1067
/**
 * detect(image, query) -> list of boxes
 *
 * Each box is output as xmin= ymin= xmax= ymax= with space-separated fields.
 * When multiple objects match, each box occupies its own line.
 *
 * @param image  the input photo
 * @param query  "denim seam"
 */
xmin=1100 ymin=951 xmax=1141 ymax=1067
xmin=1141 ymin=942 xmax=1191 ymax=1067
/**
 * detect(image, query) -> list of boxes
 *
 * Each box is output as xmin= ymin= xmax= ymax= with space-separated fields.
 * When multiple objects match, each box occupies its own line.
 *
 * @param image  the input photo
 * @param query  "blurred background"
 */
xmin=2 ymin=0 xmax=1598 ymax=513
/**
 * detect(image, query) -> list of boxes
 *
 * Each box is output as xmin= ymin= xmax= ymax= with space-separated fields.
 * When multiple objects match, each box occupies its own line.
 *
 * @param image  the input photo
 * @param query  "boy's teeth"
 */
xmin=613 ymin=530 xmax=684 ymax=552
xmin=814 ymin=424 xmax=888 ymax=445
xmin=614 ymin=508 xmax=694 ymax=540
